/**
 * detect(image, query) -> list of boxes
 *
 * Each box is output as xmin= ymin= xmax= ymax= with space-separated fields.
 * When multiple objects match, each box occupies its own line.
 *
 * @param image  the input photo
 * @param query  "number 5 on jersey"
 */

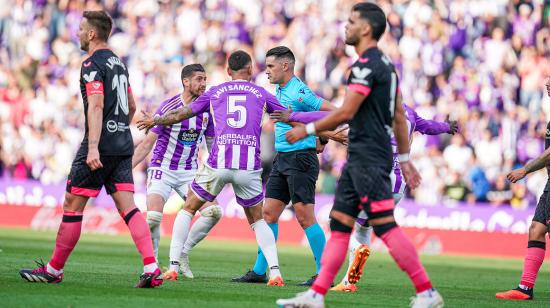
xmin=227 ymin=95 xmax=247 ymax=128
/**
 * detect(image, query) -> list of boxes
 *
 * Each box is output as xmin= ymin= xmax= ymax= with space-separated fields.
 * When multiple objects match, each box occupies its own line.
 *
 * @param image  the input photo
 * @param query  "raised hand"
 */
xmin=137 ymin=110 xmax=155 ymax=131
xmin=445 ymin=115 xmax=459 ymax=135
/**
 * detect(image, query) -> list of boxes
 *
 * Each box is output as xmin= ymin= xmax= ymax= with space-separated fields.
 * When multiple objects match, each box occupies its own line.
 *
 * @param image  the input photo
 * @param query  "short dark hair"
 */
xmin=352 ymin=2 xmax=387 ymax=40
xmin=83 ymin=11 xmax=113 ymax=42
xmin=265 ymin=46 xmax=295 ymax=67
xmin=181 ymin=64 xmax=205 ymax=80
xmin=228 ymin=50 xmax=252 ymax=71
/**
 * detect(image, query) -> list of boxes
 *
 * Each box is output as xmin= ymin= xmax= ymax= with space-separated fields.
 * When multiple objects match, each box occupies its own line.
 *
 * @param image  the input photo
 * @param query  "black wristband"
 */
xmin=319 ymin=136 xmax=329 ymax=145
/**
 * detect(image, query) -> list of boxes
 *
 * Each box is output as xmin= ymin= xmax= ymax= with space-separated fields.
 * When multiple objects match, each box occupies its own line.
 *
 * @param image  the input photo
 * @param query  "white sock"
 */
xmin=146 ymin=211 xmax=163 ymax=260
xmin=251 ymin=219 xmax=281 ymax=277
xmin=168 ymin=210 xmax=193 ymax=270
xmin=143 ymin=262 xmax=158 ymax=273
xmin=306 ymin=289 xmax=325 ymax=300
xmin=182 ymin=205 xmax=221 ymax=255
xmin=341 ymin=224 xmax=372 ymax=285
xmin=46 ymin=263 xmax=63 ymax=276
xmin=355 ymin=225 xmax=372 ymax=246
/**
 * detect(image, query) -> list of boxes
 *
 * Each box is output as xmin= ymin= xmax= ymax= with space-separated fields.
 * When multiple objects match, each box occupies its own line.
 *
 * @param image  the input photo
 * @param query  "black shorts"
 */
xmin=66 ymin=153 xmax=134 ymax=197
xmin=333 ymin=164 xmax=394 ymax=220
xmin=533 ymin=191 xmax=550 ymax=226
xmin=265 ymin=149 xmax=319 ymax=205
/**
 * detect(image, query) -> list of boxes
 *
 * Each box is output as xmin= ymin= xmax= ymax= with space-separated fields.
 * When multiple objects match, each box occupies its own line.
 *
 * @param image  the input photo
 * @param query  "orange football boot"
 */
xmin=347 ymin=244 xmax=370 ymax=284
xmin=267 ymin=276 xmax=285 ymax=286
xmin=330 ymin=283 xmax=357 ymax=293
xmin=162 ymin=270 xmax=178 ymax=281
xmin=496 ymin=288 xmax=532 ymax=300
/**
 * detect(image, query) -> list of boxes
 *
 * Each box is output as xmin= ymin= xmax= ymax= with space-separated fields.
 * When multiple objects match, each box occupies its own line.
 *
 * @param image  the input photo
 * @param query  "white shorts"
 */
xmin=190 ymin=163 xmax=263 ymax=208
xmin=147 ymin=167 xmax=196 ymax=201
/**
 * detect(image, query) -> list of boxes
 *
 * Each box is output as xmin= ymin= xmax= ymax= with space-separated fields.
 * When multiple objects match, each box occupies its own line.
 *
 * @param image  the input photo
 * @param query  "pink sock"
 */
xmin=311 ymin=231 xmax=350 ymax=295
xmin=49 ymin=211 xmax=83 ymax=270
xmin=519 ymin=242 xmax=546 ymax=288
xmin=123 ymin=207 xmax=156 ymax=266
xmin=380 ymin=227 xmax=433 ymax=293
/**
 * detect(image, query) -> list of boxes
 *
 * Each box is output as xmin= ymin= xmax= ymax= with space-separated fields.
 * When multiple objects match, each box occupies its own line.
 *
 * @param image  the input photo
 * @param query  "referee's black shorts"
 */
xmin=66 ymin=152 xmax=134 ymax=198
xmin=333 ymin=164 xmax=394 ymax=221
xmin=265 ymin=149 xmax=319 ymax=205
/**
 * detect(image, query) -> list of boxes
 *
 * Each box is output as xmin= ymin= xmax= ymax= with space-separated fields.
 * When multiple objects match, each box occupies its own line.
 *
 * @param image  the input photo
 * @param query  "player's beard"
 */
xmin=345 ymin=33 xmax=359 ymax=46
xmin=191 ymin=87 xmax=206 ymax=98
xmin=80 ymin=39 xmax=89 ymax=52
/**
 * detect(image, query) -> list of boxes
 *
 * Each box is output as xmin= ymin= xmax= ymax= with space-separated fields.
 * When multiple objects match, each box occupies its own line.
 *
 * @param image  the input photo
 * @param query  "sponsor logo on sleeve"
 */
xmin=83 ymin=71 xmax=97 ymax=82
xmin=85 ymin=80 xmax=104 ymax=95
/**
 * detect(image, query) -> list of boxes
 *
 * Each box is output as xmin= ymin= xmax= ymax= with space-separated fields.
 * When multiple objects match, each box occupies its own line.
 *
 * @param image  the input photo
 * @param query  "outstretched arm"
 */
xmin=137 ymin=106 xmax=196 ymax=130
xmin=269 ymin=108 xmax=329 ymax=124
xmin=414 ymin=112 xmax=457 ymax=135
xmin=508 ymin=147 xmax=550 ymax=183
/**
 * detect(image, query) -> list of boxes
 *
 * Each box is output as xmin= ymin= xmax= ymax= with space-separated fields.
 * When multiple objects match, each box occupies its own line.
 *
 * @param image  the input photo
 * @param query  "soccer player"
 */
xmin=276 ymin=3 xmax=443 ymax=307
xmin=496 ymin=76 xmax=550 ymax=301
xmin=331 ymin=104 xmax=458 ymax=292
xmin=19 ymin=11 xmax=162 ymax=288
xmin=131 ymin=64 xmax=222 ymax=280
xmin=137 ymin=50 xmax=292 ymax=286
xmin=232 ymin=46 xmax=335 ymax=286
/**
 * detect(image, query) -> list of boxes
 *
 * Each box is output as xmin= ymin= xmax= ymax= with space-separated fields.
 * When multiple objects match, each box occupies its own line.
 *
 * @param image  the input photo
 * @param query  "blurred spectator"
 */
xmin=487 ymin=173 xmax=513 ymax=206
xmin=1 ymin=0 xmax=550 ymax=209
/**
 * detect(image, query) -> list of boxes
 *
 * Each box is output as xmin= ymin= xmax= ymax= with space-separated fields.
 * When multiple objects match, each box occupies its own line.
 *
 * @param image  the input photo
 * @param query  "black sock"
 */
xmin=515 ymin=286 xmax=533 ymax=296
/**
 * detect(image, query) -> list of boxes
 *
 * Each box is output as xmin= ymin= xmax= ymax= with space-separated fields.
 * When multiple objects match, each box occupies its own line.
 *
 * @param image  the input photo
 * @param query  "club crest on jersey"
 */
xmin=83 ymin=71 xmax=97 ymax=82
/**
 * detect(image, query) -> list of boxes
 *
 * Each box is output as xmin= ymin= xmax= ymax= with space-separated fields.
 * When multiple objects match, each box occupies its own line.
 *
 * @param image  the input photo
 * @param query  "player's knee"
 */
xmin=200 ymin=205 xmax=223 ymax=221
xmin=146 ymin=211 xmax=163 ymax=227
xmin=297 ymin=217 xmax=313 ymax=229
xmin=62 ymin=194 xmax=85 ymax=212
xmin=263 ymin=207 xmax=279 ymax=224
xmin=296 ymin=213 xmax=315 ymax=229
xmin=330 ymin=218 xmax=353 ymax=233
xmin=528 ymin=222 xmax=547 ymax=241
xmin=372 ymin=221 xmax=398 ymax=237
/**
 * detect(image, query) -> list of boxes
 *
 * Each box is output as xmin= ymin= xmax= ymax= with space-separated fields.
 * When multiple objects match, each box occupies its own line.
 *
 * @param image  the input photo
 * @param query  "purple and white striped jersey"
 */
xmin=390 ymin=104 xmax=450 ymax=194
xmin=150 ymin=93 xmax=214 ymax=171
xmin=190 ymin=80 xmax=286 ymax=171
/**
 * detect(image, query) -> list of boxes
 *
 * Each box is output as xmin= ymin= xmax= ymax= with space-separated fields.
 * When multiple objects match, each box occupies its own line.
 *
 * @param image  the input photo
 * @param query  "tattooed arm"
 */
xmin=508 ymin=147 xmax=550 ymax=183
xmin=155 ymin=105 xmax=195 ymax=125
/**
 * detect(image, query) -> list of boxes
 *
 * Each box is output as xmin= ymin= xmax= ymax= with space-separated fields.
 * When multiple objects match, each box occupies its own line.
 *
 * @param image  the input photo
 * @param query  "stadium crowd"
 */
xmin=1 ymin=0 xmax=550 ymax=208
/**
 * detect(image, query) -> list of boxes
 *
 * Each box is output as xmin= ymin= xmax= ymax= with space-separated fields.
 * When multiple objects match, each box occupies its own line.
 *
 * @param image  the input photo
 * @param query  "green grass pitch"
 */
xmin=1 ymin=227 xmax=550 ymax=307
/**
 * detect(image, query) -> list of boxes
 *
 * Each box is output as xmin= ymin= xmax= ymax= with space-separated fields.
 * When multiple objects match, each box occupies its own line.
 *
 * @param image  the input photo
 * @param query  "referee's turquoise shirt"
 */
xmin=274 ymin=76 xmax=323 ymax=153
